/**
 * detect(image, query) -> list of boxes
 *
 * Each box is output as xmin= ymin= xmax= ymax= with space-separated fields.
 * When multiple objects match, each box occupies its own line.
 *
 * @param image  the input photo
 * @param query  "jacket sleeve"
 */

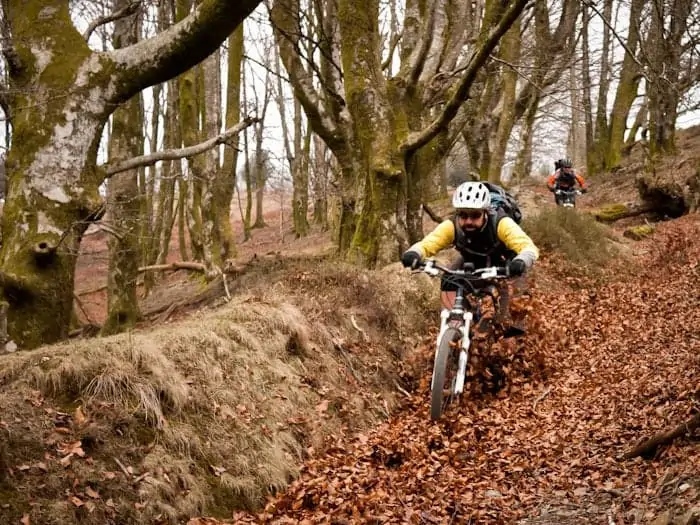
xmin=575 ymin=173 xmax=587 ymax=189
xmin=496 ymin=217 xmax=539 ymax=269
xmin=547 ymin=172 xmax=558 ymax=189
xmin=407 ymin=220 xmax=455 ymax=259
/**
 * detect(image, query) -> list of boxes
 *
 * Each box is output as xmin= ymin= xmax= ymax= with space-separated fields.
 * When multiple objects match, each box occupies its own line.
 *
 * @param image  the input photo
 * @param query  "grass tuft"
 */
xmin=523 ymin=207 xmax=618 ymax=269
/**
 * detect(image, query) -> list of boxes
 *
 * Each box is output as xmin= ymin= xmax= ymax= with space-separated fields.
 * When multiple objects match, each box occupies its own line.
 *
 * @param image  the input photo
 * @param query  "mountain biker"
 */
xmin=400 ymin=181 xmax=539 ymax=337
xmin=547 ymin=158 xmax=588 ymax=204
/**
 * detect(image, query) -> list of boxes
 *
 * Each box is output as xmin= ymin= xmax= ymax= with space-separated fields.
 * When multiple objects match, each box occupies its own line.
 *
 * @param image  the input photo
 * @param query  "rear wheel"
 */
xmin=430 ymin=327 xmax=462 ymax=421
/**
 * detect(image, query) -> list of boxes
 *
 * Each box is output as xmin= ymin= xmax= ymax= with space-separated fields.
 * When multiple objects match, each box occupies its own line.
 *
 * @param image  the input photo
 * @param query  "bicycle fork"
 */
xmin=433 ymin=309 xmax=473 ymax=395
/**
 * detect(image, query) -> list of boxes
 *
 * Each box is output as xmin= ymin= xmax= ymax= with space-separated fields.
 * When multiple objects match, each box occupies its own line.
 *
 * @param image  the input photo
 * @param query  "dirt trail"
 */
xmin=230 ymin=215 xmax=700 ymax=524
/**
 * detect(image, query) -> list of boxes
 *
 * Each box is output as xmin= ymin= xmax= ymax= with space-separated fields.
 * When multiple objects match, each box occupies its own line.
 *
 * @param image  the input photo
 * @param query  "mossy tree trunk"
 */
xmin=589 ymin=0 xmax=614 ymax=174
xmin=154 ymin=81 xmax=181 ymax=269
xmin=199 ymin=48 xmax=225 ymax=275
xmin=102 ymin=0 xmax=144 ymax=336
xmin=291 ymin=99 xmax=311 ymax=238
xmin=487 ymin=17 xmax=521 ymax=183
xmin=604 ymin=0 xmax=644 ymax=169
xmin=274 ymin=0 xmax=530 ymax=267
xmin=311 ymin=135 xmax=329 ymax=228
xmin=0 ymin=0 xmax=261 ymax=349
xmin=218 ymin=26 xmax=244 ymax=259
xmin=645 ymin=0 xmax=692 ymax=159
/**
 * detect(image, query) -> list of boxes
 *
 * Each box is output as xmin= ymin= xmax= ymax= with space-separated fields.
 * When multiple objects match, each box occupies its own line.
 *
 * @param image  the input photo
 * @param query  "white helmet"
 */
xmin=452 ymin=181 xmax=491 ymax=210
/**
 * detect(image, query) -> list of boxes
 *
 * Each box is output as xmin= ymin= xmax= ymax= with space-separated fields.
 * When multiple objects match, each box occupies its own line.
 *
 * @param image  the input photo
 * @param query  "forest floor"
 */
xmin=0 ymin=129 xmax=698 ymax=525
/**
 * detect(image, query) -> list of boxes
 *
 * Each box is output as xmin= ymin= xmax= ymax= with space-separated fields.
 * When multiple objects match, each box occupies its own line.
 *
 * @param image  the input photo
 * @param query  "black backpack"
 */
xmin=482 ymin=182 xmax=523 ymax=224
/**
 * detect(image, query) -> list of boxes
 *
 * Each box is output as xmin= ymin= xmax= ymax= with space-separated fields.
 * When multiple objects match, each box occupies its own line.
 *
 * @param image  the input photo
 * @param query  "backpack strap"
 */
xmin=452 ymin=210 xmax=506 ymax=263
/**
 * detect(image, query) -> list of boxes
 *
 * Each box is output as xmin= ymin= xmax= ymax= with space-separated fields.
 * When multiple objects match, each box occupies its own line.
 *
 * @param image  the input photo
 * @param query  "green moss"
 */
xmin=623 ymin=224 xmax=655 ymax=240
xmin=592 ymin=203 xmax=630 ymax=222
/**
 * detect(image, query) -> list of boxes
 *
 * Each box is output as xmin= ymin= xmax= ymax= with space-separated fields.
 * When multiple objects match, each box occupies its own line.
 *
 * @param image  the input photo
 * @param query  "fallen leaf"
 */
xmin=85 ymin=486 xmax=100 ymax=499
xmin=20 ymin=514 xmax=30 ymax=525
xmin=69 ymin=496 xmax=84 ymax=507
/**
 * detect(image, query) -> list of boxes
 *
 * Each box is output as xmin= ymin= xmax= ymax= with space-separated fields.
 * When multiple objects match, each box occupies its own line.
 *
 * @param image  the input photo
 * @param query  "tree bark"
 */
xmin=605 ymin=0 xmax=644 ymax=168
xmin=0 ymin=0 xmax=260 ymax=348
xmin=102 ymin=0 xmax=144 ymax=336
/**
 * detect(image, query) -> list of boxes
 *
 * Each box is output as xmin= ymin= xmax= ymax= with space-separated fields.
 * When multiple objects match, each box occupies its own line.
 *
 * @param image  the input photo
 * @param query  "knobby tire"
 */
xmin=431 ymin=327 xmax=462 ymax=421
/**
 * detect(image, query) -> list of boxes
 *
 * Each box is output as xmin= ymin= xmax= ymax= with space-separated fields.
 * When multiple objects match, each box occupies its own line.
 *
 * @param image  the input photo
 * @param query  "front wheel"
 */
xmin=431 ymin=327 xmax=462 ymax=421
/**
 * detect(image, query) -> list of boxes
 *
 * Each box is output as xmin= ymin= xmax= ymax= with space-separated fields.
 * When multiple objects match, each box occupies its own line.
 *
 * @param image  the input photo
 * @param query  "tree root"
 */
xmin=625 ymin=412 xmax=700 ymax=459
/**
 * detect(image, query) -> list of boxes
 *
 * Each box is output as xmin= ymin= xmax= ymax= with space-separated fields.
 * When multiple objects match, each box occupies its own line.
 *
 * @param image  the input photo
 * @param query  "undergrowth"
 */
xmin=523 ymin=207 xmax=618 ymax=270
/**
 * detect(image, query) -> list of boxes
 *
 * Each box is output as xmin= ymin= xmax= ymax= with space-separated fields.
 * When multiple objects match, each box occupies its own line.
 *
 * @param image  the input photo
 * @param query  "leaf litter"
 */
xmin=228 ymin=214 xmax=700 ymax=524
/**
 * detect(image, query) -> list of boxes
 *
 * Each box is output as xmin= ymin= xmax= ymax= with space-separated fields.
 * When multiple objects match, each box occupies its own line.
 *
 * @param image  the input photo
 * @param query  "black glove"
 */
xmin=508 ymin=258 xmax=527 ymax=277
xmin=401 ymin=250 xmax=422 ymax=269
xmin=548 ymin=186 xmax=555 ymax=192
xmin=581 ymin=188 xmax=588 ymax=193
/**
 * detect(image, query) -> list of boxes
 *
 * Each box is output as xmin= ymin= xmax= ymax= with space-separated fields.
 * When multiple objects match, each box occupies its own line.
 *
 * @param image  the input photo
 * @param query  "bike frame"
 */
xmin=423 ymin=261 xmax=506 ymax=396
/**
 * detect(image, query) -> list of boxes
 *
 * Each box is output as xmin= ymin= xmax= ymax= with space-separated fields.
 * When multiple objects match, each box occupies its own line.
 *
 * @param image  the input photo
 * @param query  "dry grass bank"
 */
xmin=0 ymin=257 xmax=438 ymax=524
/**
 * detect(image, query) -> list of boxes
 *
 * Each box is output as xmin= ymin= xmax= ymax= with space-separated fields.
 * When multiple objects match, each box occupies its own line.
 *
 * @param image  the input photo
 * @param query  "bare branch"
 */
xmin=271 ymin=0 xmax=345 ymax=152
xmin=83 ymin=0 xmax=142 ymax=41
xmin=581 ymin=0 xmax=649 ymax=82
xmin=138 ymin=261 xmax=206 ymax=273
xmin=407 ymin=2 xmax=438 ymax=88
xmin=381 ymin=30 xmax=403 ymax=71
xmin=401 ymin=0 xmax=531 ymax=153
xmin=109 ymin=0 xmax=262 ymax=101
xmin=104 ymin=117 xmax=258 ymax=177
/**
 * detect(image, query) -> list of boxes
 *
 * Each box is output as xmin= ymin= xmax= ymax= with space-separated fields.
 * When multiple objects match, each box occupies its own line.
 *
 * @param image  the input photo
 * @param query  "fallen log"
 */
xmin=591 ymin=202 xmax=654 ymax=223
xmin=625 ymin=412 xmax=700 ymax=459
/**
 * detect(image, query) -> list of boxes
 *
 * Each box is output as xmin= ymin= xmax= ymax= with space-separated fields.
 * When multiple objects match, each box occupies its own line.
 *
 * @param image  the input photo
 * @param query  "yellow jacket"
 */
xmin=409 ymin=216 xmax=539 ymax=268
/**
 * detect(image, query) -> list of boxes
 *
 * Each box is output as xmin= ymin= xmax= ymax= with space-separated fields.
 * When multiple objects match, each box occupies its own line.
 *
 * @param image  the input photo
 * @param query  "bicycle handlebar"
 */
xmin=417 ymin=259 xmax=510 ymax=280
xmin=555 ymin=189 xmax=582 ymax=195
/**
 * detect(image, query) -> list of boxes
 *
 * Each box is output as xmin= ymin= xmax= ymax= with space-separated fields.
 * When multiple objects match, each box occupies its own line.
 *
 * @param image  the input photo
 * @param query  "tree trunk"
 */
xmin=0 ymin=0 xmax=258 ymax=347
xmin=292 ymin=99 xmax=311 ymax=237
xmin=199 ymin=48 xmax=224 ymax=275
xmin=589 ymin=0 xmax=613 ymax=174
xmin=311 ymin=135 xmax=329 ymax=228
xmin=487 ymin=17 xmax=521 ymax=183
xmin=102 ymin=0 xmax=144 ymax=335
xmin=217 ymin=25 xmax=244 ymax=259
xmin=646 ymin=0 xmax=691 ymax=158
xmin=155 ymin=80 xmax=181 ymax=268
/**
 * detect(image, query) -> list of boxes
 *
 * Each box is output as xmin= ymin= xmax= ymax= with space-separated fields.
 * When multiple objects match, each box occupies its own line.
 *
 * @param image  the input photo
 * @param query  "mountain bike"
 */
xmin=415 ymin=259 xmax=510 ymax=421
xmin=555 ymin=188 xmax=582 ymax=207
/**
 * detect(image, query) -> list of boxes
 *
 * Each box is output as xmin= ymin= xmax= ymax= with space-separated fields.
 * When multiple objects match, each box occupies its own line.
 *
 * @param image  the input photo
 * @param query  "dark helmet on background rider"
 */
xmin=554 ymin=159 xmax=562 ymax=170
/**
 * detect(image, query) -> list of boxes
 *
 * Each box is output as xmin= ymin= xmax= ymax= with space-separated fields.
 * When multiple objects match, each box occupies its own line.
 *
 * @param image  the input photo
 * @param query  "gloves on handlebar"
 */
xmin=508 ymin=258 xmax=527 ymax=277
xmin=581 ymin=188 xmax=588 ymax=194
xmin=401 ymin=250 xmax=422 ymax=269
xmin=548 ymin=186 xmax=555 ymax=192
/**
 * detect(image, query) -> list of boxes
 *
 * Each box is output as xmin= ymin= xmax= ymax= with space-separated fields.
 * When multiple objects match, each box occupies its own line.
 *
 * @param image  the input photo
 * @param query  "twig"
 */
xmin=83 ymin=1 xmax=142 ymax=41
xmin=334 ymin=341 xmax=362 ymax=383
xmin=73 ymin=293 xmax=94 ymax=325
xmin=532 ymin=386 xmax=552 ymax=412
xmin=222 ymin=273 xmax=231 ymax=302
xmin=113 ymin=457 xmax=132 ymax=478
xmin=393 ymin=380 xmax=411 ymax=398
xmin=350 ymin=314 xmax=369 ymax=342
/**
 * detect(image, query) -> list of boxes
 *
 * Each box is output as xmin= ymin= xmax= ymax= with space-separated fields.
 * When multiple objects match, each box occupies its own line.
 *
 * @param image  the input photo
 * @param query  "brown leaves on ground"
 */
xmin=231 ymin=215 xmax=700 ymax=524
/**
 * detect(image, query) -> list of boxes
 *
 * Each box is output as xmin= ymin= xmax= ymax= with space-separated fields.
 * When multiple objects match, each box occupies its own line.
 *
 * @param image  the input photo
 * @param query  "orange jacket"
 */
xmin=547 ymin=169 xmax=587 ymax=190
